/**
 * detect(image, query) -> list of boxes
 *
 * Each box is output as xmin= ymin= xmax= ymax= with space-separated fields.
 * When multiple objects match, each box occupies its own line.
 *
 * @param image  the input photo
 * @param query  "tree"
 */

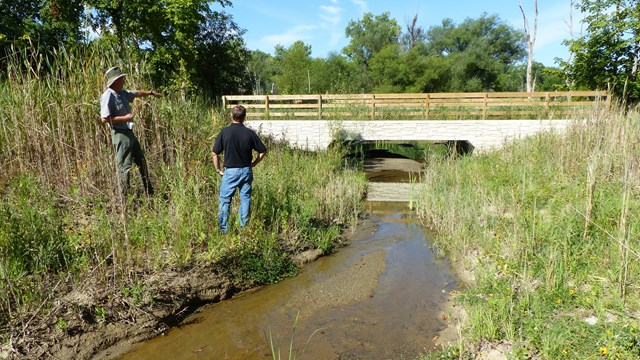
xmin=369 ymin=44 xmax=404 ymax=93
xmin=519 ymin=0 xmax=538 ymax=92
xmin=497 ymin=62 xmax=566 ymax=92
xmin=310 ymin=53 xmax=368 ymax=94
xmin=88 ymin=0 xmax=247 ymax=97
xmin=193 ymin=13 xmax=251 ymax=97
xmin=343 ymin=12 xmax=401 ymax=67
xmin=273 ymin=41 xmax=312 ymax=94
xmin=401 ymin=14 xmax=426 ymax=50
xmin=425 ymin=14 xmax=526 ymax=91
xmin=247 ymin=50 xmax=276 ymax=95
xmin=0 ymin=0 xmax=85 ymax=54
xmin=568 ymin=0 xmax=640 ymax=102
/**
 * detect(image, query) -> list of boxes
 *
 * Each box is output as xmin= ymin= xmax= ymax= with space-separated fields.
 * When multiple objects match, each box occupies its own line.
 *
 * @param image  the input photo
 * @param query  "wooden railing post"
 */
xmin=425 ymin=93 xmax=430 ymax=119
xmin=222 ymin=96 xmax=226 ymax=110
xmin=265 ymin=95 xmax=270 ymax=118
xmin=371 ymin=94 xmax=376 ymax=119
xmin=483 ymin=93 xmax=488 ymax=120
xmin=545 ymin=92 xmax=550 ymax=112
xmin=318 ymin=94 xmax=322 ymax=119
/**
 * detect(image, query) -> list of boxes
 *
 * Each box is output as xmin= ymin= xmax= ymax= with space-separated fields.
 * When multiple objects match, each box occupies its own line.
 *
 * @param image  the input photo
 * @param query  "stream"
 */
xmin=117 ymin=148 xmax=458 ymax=360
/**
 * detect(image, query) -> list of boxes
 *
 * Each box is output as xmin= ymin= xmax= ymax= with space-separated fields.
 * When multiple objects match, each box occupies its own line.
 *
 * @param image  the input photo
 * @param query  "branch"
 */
xmin=519 ymin=0 xmax=530 ymax=39
xmin=532 ymin=0 xmax=538 ymax=46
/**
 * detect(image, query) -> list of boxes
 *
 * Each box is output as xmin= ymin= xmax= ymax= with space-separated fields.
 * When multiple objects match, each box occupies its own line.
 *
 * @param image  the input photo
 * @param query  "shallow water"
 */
xmin=117 ymin=154 xmax=457 ymax=360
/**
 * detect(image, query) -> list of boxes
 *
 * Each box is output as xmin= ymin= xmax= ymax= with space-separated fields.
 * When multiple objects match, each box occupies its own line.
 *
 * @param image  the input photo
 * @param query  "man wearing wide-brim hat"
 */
xmin=100 ymin=66 xmax=163 ymax=199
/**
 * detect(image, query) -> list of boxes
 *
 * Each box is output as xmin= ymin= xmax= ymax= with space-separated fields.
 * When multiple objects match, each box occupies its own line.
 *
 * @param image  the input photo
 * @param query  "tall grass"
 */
xmin=416 ymin=108 xmax=640 ymax=358
xmin=0 ymin=43 xmax=366 ymax=346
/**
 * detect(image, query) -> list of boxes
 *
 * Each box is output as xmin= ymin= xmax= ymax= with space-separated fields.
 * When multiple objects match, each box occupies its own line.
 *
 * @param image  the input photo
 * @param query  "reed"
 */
xmin=267 ymin=311 xmax=323 ymax=360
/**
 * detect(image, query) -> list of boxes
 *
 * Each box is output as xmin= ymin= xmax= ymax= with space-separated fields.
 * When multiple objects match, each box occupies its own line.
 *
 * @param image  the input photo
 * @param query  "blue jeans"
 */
xmin=218 ymin=167 xmax=253 ymax=232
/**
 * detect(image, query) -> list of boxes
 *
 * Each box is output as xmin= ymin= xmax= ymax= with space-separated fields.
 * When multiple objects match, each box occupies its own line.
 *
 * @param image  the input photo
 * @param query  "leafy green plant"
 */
xmin=0 ymin=176 xmax=74 ymax=278
xmin=55 ymin=317 xmax=68 ymax=331
xmin=221 ymin=244 xmax=298 ymax=286
xmin=94 ymin=307 xmax=106 ymax=323
xmin=122 ymin=277 xmax=147 ymax=306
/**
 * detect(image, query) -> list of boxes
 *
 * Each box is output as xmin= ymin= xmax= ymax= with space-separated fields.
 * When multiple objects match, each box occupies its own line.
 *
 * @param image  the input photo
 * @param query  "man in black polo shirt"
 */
xmin=212 ymin=105 xmax=267 ymax=233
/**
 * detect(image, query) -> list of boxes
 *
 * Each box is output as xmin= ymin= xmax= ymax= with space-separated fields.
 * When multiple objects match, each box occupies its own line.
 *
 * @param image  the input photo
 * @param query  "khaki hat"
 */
xmin=105 ymin=66 xmax=126 ymax=88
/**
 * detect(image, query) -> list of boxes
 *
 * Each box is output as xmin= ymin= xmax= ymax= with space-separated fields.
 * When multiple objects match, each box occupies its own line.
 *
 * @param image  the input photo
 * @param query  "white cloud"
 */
xmin=320 ymin=5 xmax=343 ymax=26
xmin=318 ymin=4 xmax=346 ymax=52
xmin=350 ymin=0 xmax=368 ymax=13
xmin=258 ymin=24 xmax=320 ymax=50
xmin=321 ymin=5 xmax=343 ymax=15
xmin=247 ymin=1 xmax=351 ymax=57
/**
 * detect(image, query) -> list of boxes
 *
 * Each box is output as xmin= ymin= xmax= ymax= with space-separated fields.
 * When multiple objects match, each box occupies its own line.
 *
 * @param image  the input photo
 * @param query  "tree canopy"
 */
xmin=566 ymin=0 xmax=640 ymax=102
xmin=1 ymin=0 xmax=248 ymax=98
xmin=273 ymin=41 xmax=313 ymax=94
xmin=2 ymin=2 xmax=633 ymax=100
xmin=343 ymin=12 xmax=401 ymax=67
xmin=0 ymin=0 xmax=85 ymax=48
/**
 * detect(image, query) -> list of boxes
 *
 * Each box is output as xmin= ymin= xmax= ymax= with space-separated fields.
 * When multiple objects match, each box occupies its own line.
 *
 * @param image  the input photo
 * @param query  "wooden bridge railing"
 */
xmin=222 ymin=91 xmax=610 ymax=120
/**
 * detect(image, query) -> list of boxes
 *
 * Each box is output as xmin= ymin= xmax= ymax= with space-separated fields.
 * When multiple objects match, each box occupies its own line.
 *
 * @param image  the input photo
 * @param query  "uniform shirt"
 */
xmin=213 ymin=123 xmax=267 ymax=168
xmin=100 ymin=88 xmax=137 ymax=130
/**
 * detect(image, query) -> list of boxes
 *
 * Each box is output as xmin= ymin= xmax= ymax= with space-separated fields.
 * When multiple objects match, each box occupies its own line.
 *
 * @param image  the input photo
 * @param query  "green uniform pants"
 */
xmin=111 ymin=129 xmax=154 ymax=197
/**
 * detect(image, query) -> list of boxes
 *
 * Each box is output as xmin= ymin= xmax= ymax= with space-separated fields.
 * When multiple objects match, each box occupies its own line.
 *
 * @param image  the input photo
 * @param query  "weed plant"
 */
xmin=416 ymin=108 xmax=640 ymax=359
xmin=267 ymin=311 xmax=322 ymax=360
xmin=0 ymin=43 xmax=366 ymax=347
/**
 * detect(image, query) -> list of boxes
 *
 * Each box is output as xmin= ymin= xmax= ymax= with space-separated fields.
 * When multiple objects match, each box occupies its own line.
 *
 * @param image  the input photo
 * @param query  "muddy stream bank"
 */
xmin=113 ymin=149 xmax=459 ymax=360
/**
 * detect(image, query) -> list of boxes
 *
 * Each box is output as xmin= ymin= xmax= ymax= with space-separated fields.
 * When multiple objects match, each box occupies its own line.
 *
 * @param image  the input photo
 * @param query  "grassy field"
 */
xmin=0 ymin=45 xmax=366 ymax=357
xmin=415 ymin=108 xmax=640 ymax=359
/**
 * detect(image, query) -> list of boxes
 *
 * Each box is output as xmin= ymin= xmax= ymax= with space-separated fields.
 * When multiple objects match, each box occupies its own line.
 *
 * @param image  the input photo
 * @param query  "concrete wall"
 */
xmin=245 ymin=120 xmax=579 ymax=152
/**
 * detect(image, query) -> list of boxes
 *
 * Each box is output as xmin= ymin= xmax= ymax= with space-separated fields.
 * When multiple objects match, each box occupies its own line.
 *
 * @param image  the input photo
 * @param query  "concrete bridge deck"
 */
xmin=246 ymin=119 xmax=580 ymax=153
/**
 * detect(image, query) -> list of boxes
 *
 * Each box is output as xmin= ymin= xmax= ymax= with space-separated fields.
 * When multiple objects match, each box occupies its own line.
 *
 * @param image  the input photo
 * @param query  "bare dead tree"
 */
xmin=519 ymin=0 xmax=538 ymax=92
xmin=564 ymin=0 xmax=575 ymax=91
xmin=405 ymin=14 xmax=424 ymax=50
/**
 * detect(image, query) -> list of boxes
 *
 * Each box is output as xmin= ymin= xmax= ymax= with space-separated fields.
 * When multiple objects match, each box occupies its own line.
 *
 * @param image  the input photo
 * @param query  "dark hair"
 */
xmin=232 ymin=105 xmax=246 ymax=122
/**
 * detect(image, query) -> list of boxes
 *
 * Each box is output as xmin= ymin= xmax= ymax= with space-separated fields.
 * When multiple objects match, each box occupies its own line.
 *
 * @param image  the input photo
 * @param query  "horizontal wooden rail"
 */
xmin=222 ymin=91 xmax=610 ymax=120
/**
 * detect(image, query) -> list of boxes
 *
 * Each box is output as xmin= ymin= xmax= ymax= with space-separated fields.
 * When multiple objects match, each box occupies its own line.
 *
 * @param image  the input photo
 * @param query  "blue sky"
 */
xmin=221 ymin=0 xmax=580 ymax=67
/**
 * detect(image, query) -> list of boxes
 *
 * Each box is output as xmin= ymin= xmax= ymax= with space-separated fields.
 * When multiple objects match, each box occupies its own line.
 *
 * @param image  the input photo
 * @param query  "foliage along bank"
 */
xmin=0 ymin=44 xmax=367 ymax=358
xmin=416 ymin=109 xmax=640 ymax=359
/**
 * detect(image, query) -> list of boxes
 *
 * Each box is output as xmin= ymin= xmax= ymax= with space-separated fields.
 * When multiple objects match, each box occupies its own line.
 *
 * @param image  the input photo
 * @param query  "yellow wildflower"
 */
xmin=599 ymin=347 xmax=607 ymax=356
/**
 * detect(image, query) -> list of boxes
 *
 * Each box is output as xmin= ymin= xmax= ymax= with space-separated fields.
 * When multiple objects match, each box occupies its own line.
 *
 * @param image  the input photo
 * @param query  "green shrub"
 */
xmin=0 ymin=175 xmax=75 ymax=278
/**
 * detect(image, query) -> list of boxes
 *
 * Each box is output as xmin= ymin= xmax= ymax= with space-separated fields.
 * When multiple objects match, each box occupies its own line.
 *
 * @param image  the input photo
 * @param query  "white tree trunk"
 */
xmin=633 ymin=43 xmax=639 ymax=78
xmin=519 ymin=0 xmax=538 ymax=93
xmin=565 ymin=0 xmax=575 ymax=94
